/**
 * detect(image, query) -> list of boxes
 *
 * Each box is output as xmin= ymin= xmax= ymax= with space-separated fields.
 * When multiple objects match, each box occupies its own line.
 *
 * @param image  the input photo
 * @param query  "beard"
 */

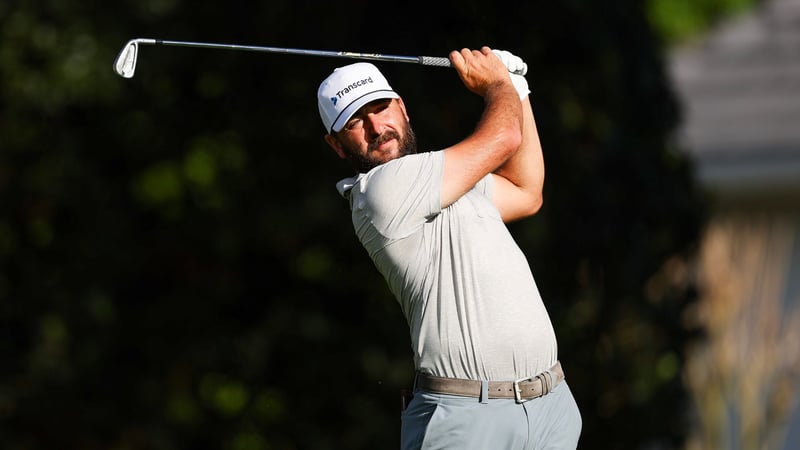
xmin=342 ymin=123 xmax=418 ymax=173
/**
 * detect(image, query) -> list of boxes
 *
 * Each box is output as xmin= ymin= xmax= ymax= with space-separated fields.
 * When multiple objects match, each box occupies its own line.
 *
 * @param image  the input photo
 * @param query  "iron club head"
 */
xmin=113 ymin=39 xmax=140 ymax=78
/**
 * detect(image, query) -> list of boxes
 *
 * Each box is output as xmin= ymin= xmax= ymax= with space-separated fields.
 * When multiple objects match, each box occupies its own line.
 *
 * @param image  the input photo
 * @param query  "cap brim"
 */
xmin=330 ymin=90 xmax=399 ymax=133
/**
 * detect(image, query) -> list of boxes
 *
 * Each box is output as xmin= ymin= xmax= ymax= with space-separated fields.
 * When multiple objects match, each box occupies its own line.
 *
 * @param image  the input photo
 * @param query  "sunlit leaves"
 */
xmin=199 ymin=373 xmax=249 ymax=417
xmin=0 ymin=10 xmax=121 ymax=111
xmin=130 ymin=132 xmax=247 ymax=214
xmin=646 ymin=0 xmax=757 ymax=45
xmin=132 ymin=161 xmax=183 ymax=206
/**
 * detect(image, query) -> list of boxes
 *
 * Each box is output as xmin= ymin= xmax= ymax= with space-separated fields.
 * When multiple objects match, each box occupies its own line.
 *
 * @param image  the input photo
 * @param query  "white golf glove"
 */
xmin=492 ymin=49 xmax=530 ymax=99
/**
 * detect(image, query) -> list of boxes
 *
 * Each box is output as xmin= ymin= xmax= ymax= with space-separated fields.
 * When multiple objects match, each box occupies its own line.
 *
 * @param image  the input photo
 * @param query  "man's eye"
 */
xmin=345 ymin=118 xmax=363 ymax=131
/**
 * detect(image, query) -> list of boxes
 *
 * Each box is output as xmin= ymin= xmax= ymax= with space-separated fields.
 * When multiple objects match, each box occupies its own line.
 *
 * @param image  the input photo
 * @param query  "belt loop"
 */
xmin=479 ymin=380 xmax=489 ymax=404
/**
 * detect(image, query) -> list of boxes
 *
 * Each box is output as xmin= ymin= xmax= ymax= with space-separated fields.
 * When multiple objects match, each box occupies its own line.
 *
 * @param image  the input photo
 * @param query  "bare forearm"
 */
xmin=494 ymin=98 xmax=544 ymax=201
xmin=489 ymin=96 xmax=545 ymax=222
xmin=472 ymin=82 xmax=523 ymax=156
xmin=441 ymin=50 xmax=523 ymax=208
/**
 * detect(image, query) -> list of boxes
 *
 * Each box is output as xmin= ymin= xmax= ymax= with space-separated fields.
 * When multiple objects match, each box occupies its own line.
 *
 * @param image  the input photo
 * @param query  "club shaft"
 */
xmin=138 ymin=38 xmax=451 ymax=68
xmin=114 ymin=38 xmax=527 ymax=79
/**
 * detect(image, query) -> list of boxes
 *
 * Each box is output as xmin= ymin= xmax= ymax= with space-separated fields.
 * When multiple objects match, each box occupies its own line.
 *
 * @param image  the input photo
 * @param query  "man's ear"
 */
xmin=324 ymin=134 xmax=347 ymax=159
xmin=396 ymin=97 xmax=410 ymax=122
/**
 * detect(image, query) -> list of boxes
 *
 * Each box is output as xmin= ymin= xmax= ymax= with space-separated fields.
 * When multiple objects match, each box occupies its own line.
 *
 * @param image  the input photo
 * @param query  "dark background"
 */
xmin=1 ymin=1 xmax=707 ymax=448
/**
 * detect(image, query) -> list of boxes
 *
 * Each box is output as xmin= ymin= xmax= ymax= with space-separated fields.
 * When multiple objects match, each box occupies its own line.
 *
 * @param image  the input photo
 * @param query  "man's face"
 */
xmin=325 ymin=98 xmax=417 ymax=173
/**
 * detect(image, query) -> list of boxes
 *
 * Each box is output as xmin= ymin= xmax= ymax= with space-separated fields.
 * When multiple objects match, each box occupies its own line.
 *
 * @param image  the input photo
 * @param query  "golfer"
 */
xmin=318 ymin=47 xmax=582 ymax=449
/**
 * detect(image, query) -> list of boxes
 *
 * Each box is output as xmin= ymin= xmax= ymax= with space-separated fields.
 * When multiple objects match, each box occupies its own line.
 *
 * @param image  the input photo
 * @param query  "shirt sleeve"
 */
xmin=476 ymin=173 xmax=494 ymax=199
xmin=356 ymin=151 xmax=444 ymax=239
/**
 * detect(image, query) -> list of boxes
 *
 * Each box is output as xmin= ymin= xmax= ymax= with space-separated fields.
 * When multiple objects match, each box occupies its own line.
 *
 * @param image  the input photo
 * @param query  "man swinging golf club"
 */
xmin=318 ymin=46 xmax=582 ymax=449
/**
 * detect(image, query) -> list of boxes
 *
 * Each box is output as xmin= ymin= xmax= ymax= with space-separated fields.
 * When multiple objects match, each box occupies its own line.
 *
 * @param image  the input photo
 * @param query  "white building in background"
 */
xmin=668 ymin=0 xmax=800 ymax=448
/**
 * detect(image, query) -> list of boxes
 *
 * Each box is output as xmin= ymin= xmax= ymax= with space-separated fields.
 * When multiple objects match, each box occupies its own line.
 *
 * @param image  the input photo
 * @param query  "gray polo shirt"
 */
xmin=337 ymin=150 xmax=557 ymax=381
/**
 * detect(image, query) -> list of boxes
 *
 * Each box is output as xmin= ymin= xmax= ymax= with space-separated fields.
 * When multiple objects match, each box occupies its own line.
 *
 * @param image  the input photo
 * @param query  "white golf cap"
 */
xmin=317 ymin=62 xmax=399 ymax=133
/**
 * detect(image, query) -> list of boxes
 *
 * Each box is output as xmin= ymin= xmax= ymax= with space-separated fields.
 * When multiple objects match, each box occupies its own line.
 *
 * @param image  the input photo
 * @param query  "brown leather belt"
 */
xmin=416 ymin=361 xmax=564 ymax=403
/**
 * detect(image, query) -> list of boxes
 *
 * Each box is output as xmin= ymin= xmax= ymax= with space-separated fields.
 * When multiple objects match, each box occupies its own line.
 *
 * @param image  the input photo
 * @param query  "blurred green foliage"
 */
xmin=647 ymin=0 xmax=759 ymax=44
xmin=1 ymin=0 xmax=717 ymax=448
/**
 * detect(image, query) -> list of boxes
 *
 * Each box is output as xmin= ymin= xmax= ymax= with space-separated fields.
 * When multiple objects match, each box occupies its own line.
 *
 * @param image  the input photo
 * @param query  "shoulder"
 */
xmin=373 ymin=151 xmax=442 ymax=176
xmin=361 ymin=151 xmax=443 ymax=193
xmin=354 ymin=152 xmax=444 ymax=222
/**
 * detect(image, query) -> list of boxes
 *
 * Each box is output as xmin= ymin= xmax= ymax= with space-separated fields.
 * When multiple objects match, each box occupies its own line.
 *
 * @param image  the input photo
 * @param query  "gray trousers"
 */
xmin=400 ymin=381 xmax=582 ymax=449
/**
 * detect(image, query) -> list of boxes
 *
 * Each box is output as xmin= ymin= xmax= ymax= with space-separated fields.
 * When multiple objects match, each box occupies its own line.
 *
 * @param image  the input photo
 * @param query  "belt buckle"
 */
xmin=513 ymin=376 xmax=534 ymax=403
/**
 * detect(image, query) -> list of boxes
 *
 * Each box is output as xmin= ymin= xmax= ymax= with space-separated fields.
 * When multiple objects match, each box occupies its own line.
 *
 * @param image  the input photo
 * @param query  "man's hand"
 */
xmin=492 ymin=49 xmax=530 ymax=100
xmin=449 ymin=46 xmax=514 ymax=97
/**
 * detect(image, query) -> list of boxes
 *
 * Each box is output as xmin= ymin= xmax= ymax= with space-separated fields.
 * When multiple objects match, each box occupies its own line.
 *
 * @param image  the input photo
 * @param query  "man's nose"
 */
xmin=364 ymin=114 xmax=384 ymax=136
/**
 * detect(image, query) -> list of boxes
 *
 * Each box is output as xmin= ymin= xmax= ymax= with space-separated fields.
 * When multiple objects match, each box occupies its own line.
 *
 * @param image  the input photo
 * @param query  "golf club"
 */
xmin=113 ymin=38 xmax=528 ymax=78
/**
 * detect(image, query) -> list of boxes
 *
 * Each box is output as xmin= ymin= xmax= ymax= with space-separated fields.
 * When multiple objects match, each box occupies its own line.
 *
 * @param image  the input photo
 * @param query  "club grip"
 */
xmin=419 ymin=56 xmax=452 ymax=68
xmin=420 ymin=56 xmax=527 ymax=75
